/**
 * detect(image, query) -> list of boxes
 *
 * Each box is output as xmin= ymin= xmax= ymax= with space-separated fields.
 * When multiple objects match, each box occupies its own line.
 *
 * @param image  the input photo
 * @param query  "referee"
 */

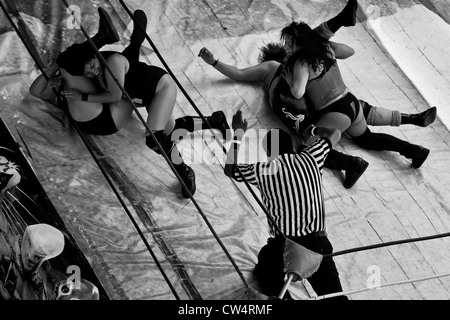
xmin=224 ymin=110 xmax=347 ymax=300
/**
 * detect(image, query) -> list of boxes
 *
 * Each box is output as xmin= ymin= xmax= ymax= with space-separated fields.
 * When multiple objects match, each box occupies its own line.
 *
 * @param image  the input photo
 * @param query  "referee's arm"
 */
xmin=224 ymin=110 xmax=248 ymax=178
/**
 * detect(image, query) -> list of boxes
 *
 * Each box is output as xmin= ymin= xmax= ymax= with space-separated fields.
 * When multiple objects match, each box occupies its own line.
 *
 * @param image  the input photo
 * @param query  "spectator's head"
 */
xmin=20 ymin=223 xmax=64 ymax=272
xmin=280 ymin=21 xmax=313 ymax=55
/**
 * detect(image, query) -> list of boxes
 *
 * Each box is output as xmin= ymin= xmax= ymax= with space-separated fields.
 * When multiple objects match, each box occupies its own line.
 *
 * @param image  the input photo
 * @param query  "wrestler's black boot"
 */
xmin=206 ymin=111 xmax=230 ymax=139
xmin=325 ymin=149 xmax=369 ymax=188
xmin=130 ymin=10 xmax=147 ymax=45
xmin=146 ymin=131 xmax=196 ymax=198
xmin=173 ymin=111 xmax=230 ymax=140
xmin=344 ymin=156 xmax=369 ymax=188
xmin=388 ymin=140 xmax=430 ymax=168
xmin=90 ymin=7 xmax=120 ymax=48
xmin=398 ymin=144 xmax=430 ymax=168
xmin=326 ymin=0 xmax=358 ymax=33
xmin=173 ymin=162 xmax=196 ymax=198
xmin=401 ymin=107 xmax=437 ymax=127
xmin=122 ymin=10 xmax=148 ymax=62
xmin=353 ymin=128 xmax=430 ymax=168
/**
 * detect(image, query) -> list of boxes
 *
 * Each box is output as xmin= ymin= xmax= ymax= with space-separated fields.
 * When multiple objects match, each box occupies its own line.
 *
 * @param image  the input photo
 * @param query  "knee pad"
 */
xmin=368 ymin=107 xmax=401 ymax=127
xmin=361 ymin=100 xmax=401 ymax=127
xmin=145 ymin=130 xmax=174 ymax=155
xmin=390 ymin=110 xmax=401 ymax=127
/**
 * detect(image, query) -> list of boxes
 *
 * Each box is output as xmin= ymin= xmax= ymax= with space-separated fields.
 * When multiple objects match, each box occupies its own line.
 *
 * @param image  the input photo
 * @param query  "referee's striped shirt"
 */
xmin=232 ymin=138 xmax=331 ymax=237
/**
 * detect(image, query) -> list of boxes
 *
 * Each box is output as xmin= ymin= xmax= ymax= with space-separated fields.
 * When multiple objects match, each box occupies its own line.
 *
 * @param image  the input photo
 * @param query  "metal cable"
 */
xmin=326 ymin=231 xmax=450 ymax=258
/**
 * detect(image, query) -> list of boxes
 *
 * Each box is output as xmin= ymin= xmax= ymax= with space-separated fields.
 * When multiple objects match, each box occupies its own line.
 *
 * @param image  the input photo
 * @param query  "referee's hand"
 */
xmin=232 ymin=110 xmax=248 ymax=133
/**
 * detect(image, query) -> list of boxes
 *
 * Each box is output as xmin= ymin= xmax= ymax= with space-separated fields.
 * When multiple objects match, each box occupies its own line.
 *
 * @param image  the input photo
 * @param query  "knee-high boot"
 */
xmin=353 ymin=128 xmax=430 ymax=168
xmin=401 ymin=107 xmax=437 ymax=127
xmin=325 ymin=149 xmax=369 ymax=189
xmin=90 ymin=8 xmax=120 ymax=49
xmin=146 ymin=130 xmax=196 ymax=198
xmin=173 ymin=111 xmax=230 ymax=139
xmin=121 ymin=10 xmax=147 ymax=63
xmin=326 ymin=0 xmax=358 ymax=33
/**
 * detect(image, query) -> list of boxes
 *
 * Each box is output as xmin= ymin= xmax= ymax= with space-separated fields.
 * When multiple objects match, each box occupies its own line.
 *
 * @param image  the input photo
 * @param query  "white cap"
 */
xmin=21 ymin=223 xmax=65 ymax=271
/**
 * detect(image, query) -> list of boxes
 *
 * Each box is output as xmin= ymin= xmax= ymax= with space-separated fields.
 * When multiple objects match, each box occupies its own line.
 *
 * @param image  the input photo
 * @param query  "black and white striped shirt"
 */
xmin=232 ymin=138 xmax=331 ymax=237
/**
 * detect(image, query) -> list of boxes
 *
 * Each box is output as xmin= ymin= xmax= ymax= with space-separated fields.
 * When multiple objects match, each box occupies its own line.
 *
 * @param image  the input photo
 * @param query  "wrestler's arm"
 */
xmin=285 ymin=60 xmax=309 ymax=100
xmin=61 ymin=54 xmax=128 ymax=103
xmin=217 ymin=61 xmax=279 ymax=82
xmin=29 ymin=62 xmax=59 ymax=100
xmin=329 ymin=41 xmax=355 ymax=59
xmin=198 ymin=47 xmax=277 ymax=82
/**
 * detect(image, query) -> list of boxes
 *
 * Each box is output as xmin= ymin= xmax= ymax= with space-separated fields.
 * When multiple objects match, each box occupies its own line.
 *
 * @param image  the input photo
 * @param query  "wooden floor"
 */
xmin=1 ymin=0 xmax=450 ymax=299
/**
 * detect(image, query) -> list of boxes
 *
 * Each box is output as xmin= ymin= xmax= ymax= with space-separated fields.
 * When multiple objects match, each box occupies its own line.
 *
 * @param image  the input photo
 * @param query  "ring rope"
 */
xmin=311 ymin=272 xmax=450 ymax=300
xmin=326 ymin=231 xmax=450 ymax=258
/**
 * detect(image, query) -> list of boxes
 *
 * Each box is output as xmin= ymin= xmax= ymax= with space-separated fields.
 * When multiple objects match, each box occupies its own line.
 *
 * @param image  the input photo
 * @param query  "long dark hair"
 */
xmin=281 ymin=21 xmax=334 ymax=74
xmin=258 ymin=42 xmax=287 ymax=64
xmin=56 ymin=43 xmax=96 ymax=76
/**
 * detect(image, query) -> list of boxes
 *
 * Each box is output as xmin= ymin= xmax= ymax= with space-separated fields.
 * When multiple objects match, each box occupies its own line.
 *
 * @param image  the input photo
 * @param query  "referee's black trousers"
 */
xmin=254 ymin=235 xmax=348 ymax=300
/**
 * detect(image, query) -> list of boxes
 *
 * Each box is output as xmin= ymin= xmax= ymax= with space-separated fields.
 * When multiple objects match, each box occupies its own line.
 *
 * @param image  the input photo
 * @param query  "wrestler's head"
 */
xmin=280 ymin=21 xmax=313 ymax=55
xmin=83 ymin=57 xmax=102 ymax=78
xmin=56 ymin=43 xmax=97 ymax=77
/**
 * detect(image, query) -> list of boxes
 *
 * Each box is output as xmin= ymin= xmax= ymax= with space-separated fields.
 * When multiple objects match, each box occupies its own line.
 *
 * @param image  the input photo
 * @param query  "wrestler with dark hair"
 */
xmin=30 ymin=8 xmax=230 ymax=198
xmin=199 ymin=0 xmax=436 ymax=187
xmin=280 ymin=20 xmax=432 ymax=168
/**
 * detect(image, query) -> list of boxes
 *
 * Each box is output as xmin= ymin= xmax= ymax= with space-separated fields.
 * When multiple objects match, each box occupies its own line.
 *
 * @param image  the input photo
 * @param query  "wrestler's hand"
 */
xmin=301 ymin=124 xmax=316 ymax=140
xmin=49 ymin=76 xmax=63 ymax=92
xmin=43 ymin=51 xmax=59 ymax=67
xmin=198 ymin=47 xmax=216 ymax=65
xmin=61 ymin=89 xmax=82 ymax=100
xmin=231 ymin=110 xmax=248 ymax=135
